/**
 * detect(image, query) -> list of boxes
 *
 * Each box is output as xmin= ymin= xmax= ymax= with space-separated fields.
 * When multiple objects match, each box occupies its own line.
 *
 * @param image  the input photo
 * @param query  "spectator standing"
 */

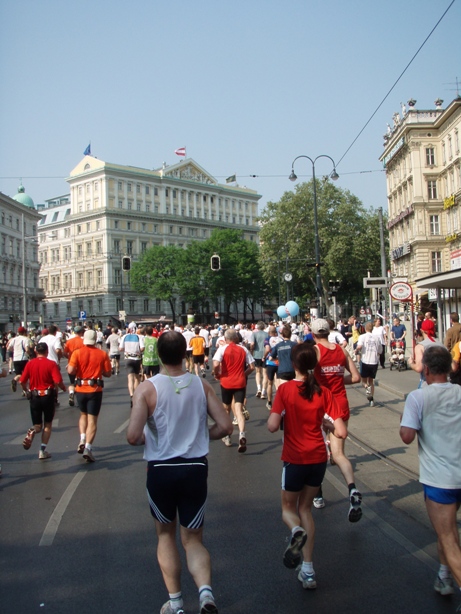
xmin=372 ymin=317 xmax=387 ymax=368
xmin=443 ymin=312 xmax=461 ymax=352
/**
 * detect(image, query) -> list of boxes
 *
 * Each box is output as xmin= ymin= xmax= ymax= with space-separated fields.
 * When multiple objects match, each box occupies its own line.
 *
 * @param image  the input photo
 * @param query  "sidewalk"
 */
xmin=374 ymin=362 xmax=420 ymax=399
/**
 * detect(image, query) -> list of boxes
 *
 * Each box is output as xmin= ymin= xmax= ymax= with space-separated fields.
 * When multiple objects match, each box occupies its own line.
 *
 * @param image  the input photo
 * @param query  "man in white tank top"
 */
xmin=400 ymin=345 xmax=461 ymax=600
xmin=127 ymin=331 xmax=232 ymax=614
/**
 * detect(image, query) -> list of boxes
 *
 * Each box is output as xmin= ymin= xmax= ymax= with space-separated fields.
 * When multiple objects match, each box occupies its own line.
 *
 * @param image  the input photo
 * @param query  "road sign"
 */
xmin=119 ymin=310 xmax=126 ymax=320
xmin=389 ymin=282 xmax=412 ymax=302
xmin=363 ymin=277 xmax=388 ymax=289
xmin=79 ymin=310 xmax=87 ymax=320
xmin=360 ymin=308 xmax=366 ymax=315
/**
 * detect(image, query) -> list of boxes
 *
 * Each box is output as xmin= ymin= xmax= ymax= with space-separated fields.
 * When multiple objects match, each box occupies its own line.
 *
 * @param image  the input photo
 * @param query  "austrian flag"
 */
xmin=175 ymin=147 xmax=186 ymax=157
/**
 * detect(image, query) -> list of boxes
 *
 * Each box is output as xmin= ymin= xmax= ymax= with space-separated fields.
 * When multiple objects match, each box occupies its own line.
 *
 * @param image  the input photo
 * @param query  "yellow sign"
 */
xmin=444 ymin=194 xmax=455 ymax=209
xmin=445 ymin=233 xmax=457 ymax=243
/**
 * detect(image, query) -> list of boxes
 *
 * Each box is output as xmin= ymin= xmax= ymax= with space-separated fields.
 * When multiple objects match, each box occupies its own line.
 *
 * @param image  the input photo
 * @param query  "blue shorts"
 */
xmin=282 ymin=461 xmax=327 ymax=491
xmin=423 ymin=484 xmax=461 ymax=504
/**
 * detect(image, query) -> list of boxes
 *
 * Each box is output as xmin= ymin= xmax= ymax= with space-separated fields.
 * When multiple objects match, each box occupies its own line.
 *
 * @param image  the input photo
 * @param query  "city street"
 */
xmin=1 ymin=359 xmax=459 ymax=614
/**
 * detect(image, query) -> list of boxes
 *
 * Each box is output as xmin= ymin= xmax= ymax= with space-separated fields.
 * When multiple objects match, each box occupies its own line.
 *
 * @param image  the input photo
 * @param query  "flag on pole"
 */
xmin=175 ymin=147 xmax=186 ymax=157
xmin=226 ymin=174 xmax=236 ymax=183
xmin=83 ymin=143 xmax=91 ymax=156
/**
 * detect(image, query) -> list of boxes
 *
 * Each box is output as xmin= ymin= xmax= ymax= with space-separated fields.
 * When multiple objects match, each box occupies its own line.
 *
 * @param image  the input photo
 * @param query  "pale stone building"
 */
xmin=0 ymin=185 xmax=44 ymax=332
xmin=380 ymin=96 xmax=461 ymax=326
xmin=38 ymin=156 xmax=261 ymax=327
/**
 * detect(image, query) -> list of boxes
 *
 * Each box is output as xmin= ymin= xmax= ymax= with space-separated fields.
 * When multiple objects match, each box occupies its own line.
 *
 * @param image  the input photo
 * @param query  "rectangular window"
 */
xmin=96 ymin=241 xmax=102 ymax=253
xmin=141 ymin=242 xmax=147 ymax=253
xmin=114 ymin=240 xmax=120 ymax=254
xmin=429 ymin=215 xmax=440 ymax=235
xmin=431 ymin=251 xmax=442 ymax=273
xmin=126 ymin=241 xmax=133 ymax=255
xmin=143 ymin=299 xmax=149 ymax=311
xmin=146 ymin=186 xmax=150 ymax=195
xmin=428 ymin=181 xmax=437 ymax=200
xmin=136 ymin=184 xmax=141 ymax=193
xmin=165 ymin=189 xmax=169 ymax=197
xmin=97 ymin=269 xmax=102 ymax=285
xmin=118 ymin=181 xmax=122 ymax=190
xmin=127 ymin=183 xmax=132 ymax=192
xmin=426 ymin=147 xmax=435 ymax=166
xmin=155 ymin=299 xmax=161 ymax=311
xmin=77 ymin=244 xmax=83 ymax=258
xmin=118 ymin=200 xmax=123 ymax=209
xmin=127 ymin=222 xmax=132 ymax=230
xmin=173 ymin=190 xmax=177 ymax=199
xmin=154 ymin=187 xmax=158 ymax=196
xmin=86 ymin=242 xmax=92 ymax=256
xmin=114 ymin=220 xmax=119 ymax=229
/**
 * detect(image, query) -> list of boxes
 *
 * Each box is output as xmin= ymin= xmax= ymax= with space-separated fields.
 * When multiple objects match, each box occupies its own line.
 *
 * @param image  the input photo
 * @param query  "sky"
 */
xmin=0 ymin=0 xmax=460 ymax=214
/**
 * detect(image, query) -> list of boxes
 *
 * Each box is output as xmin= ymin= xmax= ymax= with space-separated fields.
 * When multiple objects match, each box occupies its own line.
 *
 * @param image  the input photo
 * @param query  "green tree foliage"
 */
xmin=258 ymin=179 xmax=388 ymax=311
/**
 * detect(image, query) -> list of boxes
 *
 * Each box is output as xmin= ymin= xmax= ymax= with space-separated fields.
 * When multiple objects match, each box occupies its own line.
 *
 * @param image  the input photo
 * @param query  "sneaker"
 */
xmin=222 ymin=435 xmax=232 ymax=447
xmin=369 ymin=399 xmax=375 ymax=407
xmin=200 ymin=600 xmax=218 ymax=614
xmin=266 ymin=401 xmax=272 ymax=411
xmin=238 ymin=436 xmax=247 ymax=453
xmin=201 ymin=370 xmax=206 ymax=378
xmin=232 ymin=417 xmax=238 ymax=426
xmin=298 ymin=569 xmax=317 ymax=589
xmin=11 ymin=379 xmax=17 ymax=392
xmin=242 ymin=406 xmax=250 ymax=421
xmin=283 ymin=528 xmax=307 ymax=568
xmin=83 ymin=447 xmax=95 ymax=463
xmin=260 ymin=392 xmax=267 ymax=399
xmin=256 ymin=390 xmax=261 ymax=398
xmin=206 ymin=363 xmax=210 ymax=370
xmin=69 ymin=392 xmax=75 ymax=407
xmin=160 ymin=601 xmax=186 ymax=614
xmin=39 ymin=450 xmax=52 ymax=460
xmin=77 ymin=441 xmax=85 ymax=454
xmin=23 ymin=428 xmax=35 ymax=450
xmin=434 ymin=574 xmax=454 ymax=595
xmin=348 ymin=489 xmax=363 ymax=523
xmin=313 ymin=497 xmax=325 ymax=509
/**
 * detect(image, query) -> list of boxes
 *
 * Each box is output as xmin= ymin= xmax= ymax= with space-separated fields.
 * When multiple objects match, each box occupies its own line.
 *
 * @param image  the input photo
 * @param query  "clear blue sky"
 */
xmin=1 ymin=0 xmax=459 ymax=213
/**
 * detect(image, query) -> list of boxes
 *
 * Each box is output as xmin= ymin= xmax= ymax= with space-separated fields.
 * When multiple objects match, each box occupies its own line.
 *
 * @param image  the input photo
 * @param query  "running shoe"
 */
xmin=283 ymin=528 xmax=307 ymax=568
xmin=242 ymin=406 xmax=250 ymax=421
xmin=23 ymin=428 xmax=35 ymax=450
xmin=69 ymin=392 xmax=75 ymax=407
xmin=160 ymin=601 xmax=185 ymax=614
xmin=266 ymin=401 xmax=272 ymax=411
xmin=298 ymin=569 xmax=317 ymax=589
xmin=77 ymin=442 xmax=85 ymax=454
xmin=348 ymin=489 xmax=363 ymax=523
xmin=232 ymin=417 xmax=238 ymax=426
xmin=11 ymin=379 xmax=17 ymax=392
xmin=83 ymin=447 xmax=95 ymax=463
xmin=369 ymin=399 xmax=375 ymax=407
xmin=206 ymin=363 xmax=210 ymax=370
xmin=260 ymin=392 xmax=267 ymax=399
xmin=39 ymin=450 xmax=52 ymax=460
xmin=222 ymin=435 xmax=232 ymax=447
xmin=256 ymin=390 xmax=261 ymax=398
xmin=313 ymin=497 xmax=325 ymax=509
xmin=238 ymin=436 xmax=247 ymax=453
xmin=201 ymin=370 xmax=206 ymax=378
xmin=200 ymin=600 xmax=218 ymax=614
xmin=434 ymin=574 xmax=455 ymax=595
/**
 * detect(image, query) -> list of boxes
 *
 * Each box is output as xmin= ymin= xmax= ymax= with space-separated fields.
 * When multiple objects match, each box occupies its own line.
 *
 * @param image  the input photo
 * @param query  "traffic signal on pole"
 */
xmin=122 ymin=256 xmax=131 ymax=271
xmin=210 ymin=255 xmax=221 ymax=271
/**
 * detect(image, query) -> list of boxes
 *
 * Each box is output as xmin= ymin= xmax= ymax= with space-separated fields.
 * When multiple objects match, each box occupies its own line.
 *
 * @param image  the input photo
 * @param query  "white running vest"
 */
xmin=143 ymin=373 xmax=209 ymax=461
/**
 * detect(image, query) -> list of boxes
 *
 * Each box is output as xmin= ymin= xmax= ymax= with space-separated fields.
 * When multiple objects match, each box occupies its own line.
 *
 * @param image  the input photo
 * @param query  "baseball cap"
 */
xmin=83 ymin=330 xmax=97 ymax=345
xmin=311 ymin=319 xmax=331 ymax=335
xmin=18 ymin=326 xmax=27 ymax=334
xmin=74 ymin=325 xmax=83 ymax=333
xmin=41 ymin=328 xmax=49 ymax=335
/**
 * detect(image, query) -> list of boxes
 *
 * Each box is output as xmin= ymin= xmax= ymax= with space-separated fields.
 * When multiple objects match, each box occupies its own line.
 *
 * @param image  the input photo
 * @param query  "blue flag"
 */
xmin=83 ymin=144 xmax=91 ymax=156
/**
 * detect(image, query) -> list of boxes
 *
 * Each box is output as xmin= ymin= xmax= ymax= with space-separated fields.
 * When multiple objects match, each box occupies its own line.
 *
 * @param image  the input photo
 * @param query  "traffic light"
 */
xmin=210 ymin=254 xmax=221 ymax=271
xmin=122 ymin=256 xmax=131 ymax=271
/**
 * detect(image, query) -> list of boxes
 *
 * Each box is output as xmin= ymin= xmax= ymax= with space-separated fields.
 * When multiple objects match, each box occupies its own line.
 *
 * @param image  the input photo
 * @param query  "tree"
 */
xmin=258 ymin=179 xmax=388 ymax=315
xmin=130 ymin=245 xmax=184 ymax=322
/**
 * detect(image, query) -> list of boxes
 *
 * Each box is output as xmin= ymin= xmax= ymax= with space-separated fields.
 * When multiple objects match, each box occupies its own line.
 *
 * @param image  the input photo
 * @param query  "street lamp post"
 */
xmin=289 ymin=155 xmax=339 ymax=316
xmin=21 ymin=213 xmax=39 ymax=329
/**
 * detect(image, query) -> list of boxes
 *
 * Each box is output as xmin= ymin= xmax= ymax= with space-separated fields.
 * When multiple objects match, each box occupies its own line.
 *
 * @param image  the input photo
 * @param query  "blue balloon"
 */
xmin=277 ymin=305 xmax=287 ymax=319
xmin=285 ymin=301 xmax=300 ymax=317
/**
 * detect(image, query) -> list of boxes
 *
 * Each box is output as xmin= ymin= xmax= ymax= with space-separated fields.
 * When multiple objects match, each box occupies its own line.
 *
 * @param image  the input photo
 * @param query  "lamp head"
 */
xmin=330 ymin=169 xmax=339 ymax=181
xmin=289 ymin=170 xmax=297 ymax=182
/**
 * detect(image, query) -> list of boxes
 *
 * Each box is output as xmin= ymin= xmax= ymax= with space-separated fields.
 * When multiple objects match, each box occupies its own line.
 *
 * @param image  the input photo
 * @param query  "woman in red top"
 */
xmin=267 ymin=343 xmax=347 ymax=590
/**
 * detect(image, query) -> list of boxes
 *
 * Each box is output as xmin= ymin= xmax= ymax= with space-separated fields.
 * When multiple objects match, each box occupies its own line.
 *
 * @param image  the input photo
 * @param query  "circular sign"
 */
xmin=360 ymin=308 xmax=365 ymax=315
xmin=284 ymin=273 xmax=293 ymax=282
xmin=390 ymin=282 xmax=412 ymax=301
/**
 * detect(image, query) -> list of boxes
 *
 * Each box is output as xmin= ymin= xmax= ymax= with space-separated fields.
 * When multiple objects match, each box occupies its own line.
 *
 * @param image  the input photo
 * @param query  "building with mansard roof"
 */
xmin=38 ymin=156 xmax=261 ymax=327
xmin=380 ymin=96 xmax=461 ymax=335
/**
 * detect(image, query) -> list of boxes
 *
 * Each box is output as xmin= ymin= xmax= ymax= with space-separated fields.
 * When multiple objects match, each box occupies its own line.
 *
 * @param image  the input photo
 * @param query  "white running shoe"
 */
xmin=298 ymin=569 xmax=317 ymax=589
xmin=348 ymin=489 xmax=363 ymax=522
xmin=39 ymin=450 xmax=51 ymax=460
xmin=222 ymin=435 xmax=232 ymax=447
xmin=434 ymin=574 xmax=454 ymax=595
xmin=313 ymin=497 xmax=325 ymax=509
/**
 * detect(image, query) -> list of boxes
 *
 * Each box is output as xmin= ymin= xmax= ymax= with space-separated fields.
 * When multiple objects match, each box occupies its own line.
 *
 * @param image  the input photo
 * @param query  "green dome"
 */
xmin=13 ymin=183 xmax=35 ymax=208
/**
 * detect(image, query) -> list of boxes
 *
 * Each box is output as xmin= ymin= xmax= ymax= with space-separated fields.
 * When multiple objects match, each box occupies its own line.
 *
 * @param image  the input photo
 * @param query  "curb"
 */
xmin=374 ymin=378 xmax=407 ymax=400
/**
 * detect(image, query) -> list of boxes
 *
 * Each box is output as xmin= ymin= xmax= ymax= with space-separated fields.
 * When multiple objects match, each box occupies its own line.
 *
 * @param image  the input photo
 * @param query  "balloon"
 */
xmin=277 ymin=305 xmax=287 ymax=319
xmin=285 ymin=301 xmax=300 ymax=317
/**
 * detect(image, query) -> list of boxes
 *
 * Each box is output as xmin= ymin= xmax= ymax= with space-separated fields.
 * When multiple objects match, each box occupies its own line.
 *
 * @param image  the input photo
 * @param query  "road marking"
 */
xmin=5 ymin=420 xmax=60 ymax=445
xmin=114 ymin=419 xmax=129 ymax=434
xmin=39 ymin=470 xmax=87 ymax=546
xmin=325 ymin=470 xmax=438 ymax=572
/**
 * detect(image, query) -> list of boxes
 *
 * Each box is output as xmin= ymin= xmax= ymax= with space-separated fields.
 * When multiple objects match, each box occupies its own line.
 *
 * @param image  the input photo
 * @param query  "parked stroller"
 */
xmin=389 ymin=340 xmax=407 ymax=371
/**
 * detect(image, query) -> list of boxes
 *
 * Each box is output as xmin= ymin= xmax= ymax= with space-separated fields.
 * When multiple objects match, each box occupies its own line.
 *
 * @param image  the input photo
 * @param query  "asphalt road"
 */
xmin=0 ymin=361 xmax=458 ymax=614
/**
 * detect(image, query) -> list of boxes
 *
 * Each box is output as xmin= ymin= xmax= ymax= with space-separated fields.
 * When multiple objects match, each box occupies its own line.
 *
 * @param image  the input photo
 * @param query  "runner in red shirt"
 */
xmin=268 ymin=342 xmax=346 ymax=590
xmin=19 ymin=342 xmax=66 ymax=460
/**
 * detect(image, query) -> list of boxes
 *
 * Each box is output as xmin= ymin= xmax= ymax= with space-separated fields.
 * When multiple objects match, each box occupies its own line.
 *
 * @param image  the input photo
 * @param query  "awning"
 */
xmin=416 ymin=268 xmax=461 ymax=290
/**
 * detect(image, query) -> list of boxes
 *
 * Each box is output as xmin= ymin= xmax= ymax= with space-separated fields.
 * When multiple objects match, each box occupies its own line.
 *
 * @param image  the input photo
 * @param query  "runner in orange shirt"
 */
xmin=189 ymin=327 xmax=207 ymax=378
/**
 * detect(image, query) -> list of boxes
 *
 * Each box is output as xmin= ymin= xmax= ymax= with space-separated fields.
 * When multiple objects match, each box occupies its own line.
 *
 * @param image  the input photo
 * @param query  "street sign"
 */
xmin=119 ymin=310 xmax=126 ymax=320
xmin=79 ymin=310 xmax=87 ymax=320
xmin=360 ymin=308 xmax=366 ymax=315
xmin=363 ymin=277 xmax=388 ymax=289
xmin=389 ymin=282 xmax=412 ymax=301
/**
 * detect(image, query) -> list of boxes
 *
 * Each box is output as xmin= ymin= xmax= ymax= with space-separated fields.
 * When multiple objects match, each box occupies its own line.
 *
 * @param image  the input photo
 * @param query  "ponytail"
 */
xmin=291 ymin=343 xmax=322 ymax=400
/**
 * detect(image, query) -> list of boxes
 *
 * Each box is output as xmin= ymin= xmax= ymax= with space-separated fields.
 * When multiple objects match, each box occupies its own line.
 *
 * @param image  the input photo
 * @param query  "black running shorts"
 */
xmin=360 ymin=362 xmax=379 ymax=379
xmin=282 ymin=461 xmax=327 ymax=491
xmin=143 ymin=364 xmax=160 ymax=377
xmin=30 ymin=395 xmax=55 ymax=425
xmin=221 ymin=386 xmax=246 ymax=405
xmin=76 ymin=391 xmax=103 ymax=416
xmin=193 ymin=355 xmax=205 ymax=365
xmin=146 ymin=456 xmax=208 ymax=528
xmin=266 ymin=365 xmax=278 ymax=382
xmin=126 ymin=359 xmax=142 ymax=375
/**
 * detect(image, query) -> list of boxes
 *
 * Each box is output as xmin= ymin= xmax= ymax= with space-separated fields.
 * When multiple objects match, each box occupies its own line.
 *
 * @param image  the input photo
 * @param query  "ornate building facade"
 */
xmin=38 ymin=156 xmax=261 ymax=326
xmin=380 ymin=96 xmax=461 ymax=319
